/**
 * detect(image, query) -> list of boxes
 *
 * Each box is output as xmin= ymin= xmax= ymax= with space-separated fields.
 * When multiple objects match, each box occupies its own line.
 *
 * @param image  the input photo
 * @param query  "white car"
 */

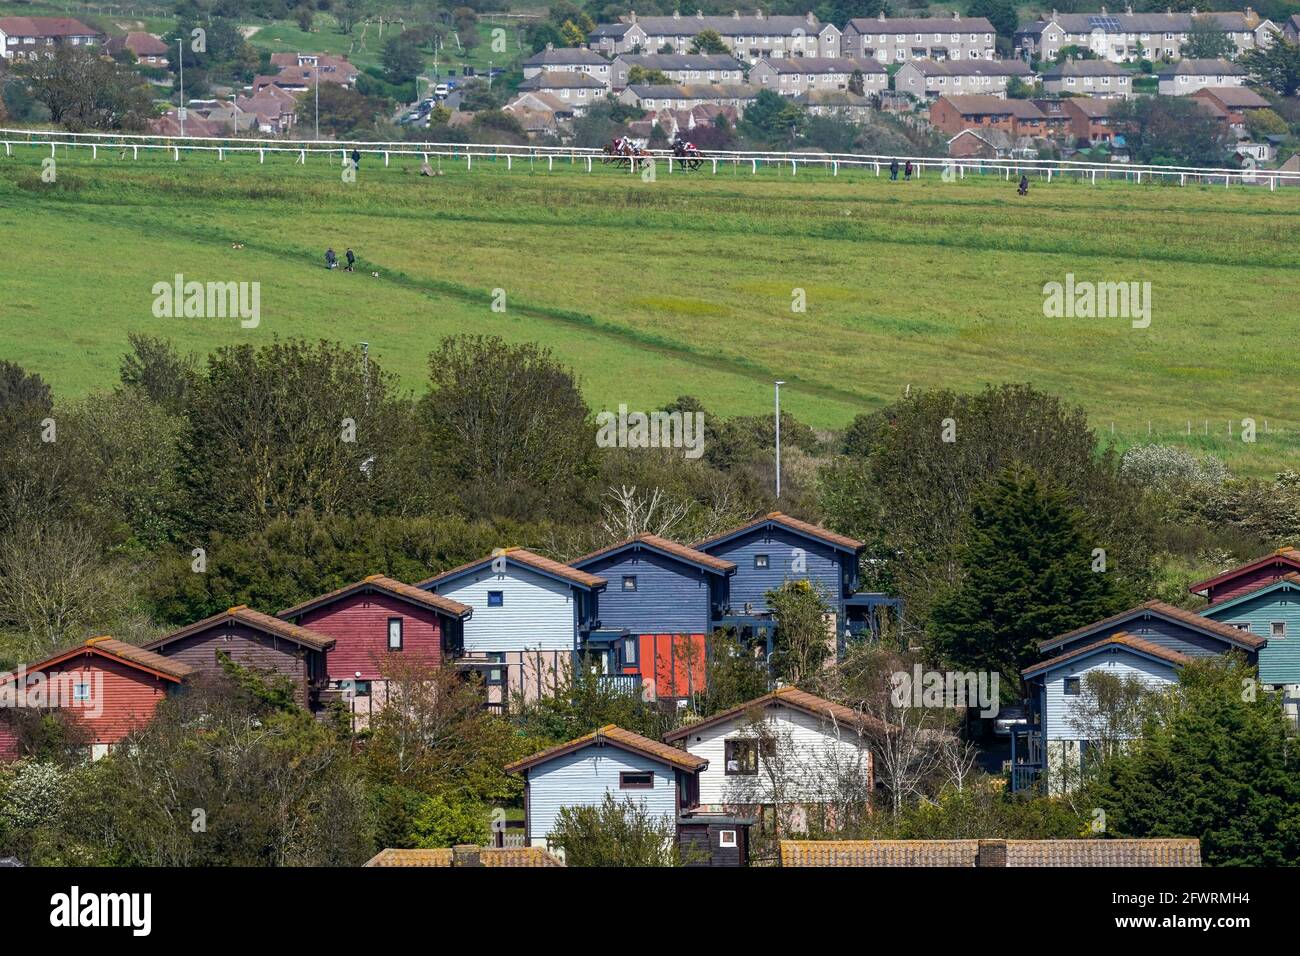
xmin=434 ymin=83 xmax=449 ymax=97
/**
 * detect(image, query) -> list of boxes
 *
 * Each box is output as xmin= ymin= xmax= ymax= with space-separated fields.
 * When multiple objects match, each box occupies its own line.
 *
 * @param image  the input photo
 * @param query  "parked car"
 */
xmin=434 ymin=84 xmax=449 ymax=97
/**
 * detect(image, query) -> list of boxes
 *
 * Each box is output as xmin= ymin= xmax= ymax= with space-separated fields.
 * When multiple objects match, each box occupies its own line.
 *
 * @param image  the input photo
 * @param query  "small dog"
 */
xmin=370 ymin=271 xmax=380 ymax=278
xmin=231 ymin=242 xmax=245 ymax=249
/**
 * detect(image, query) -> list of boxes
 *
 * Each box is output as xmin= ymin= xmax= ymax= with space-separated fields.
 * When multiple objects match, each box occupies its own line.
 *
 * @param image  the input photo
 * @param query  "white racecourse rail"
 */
xmin=3 ymin=126 xmax=1298 ymax=190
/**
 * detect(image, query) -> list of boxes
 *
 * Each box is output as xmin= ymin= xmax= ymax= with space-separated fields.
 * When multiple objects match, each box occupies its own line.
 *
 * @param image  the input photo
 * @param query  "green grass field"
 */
xmin=1 ymin=142 xmax=1297 ymax=475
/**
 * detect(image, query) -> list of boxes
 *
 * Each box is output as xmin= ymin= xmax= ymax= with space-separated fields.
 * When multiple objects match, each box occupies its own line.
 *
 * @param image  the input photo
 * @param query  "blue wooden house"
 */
xmin=570 ymin=533 xmax=735 ymax=698
xmin=691 ymin=512 xmax=888 ymax=655
xmin=505 ymin=724 xmax=708 ymax=852
xmin=1015 ymin=600 xmax=1266 ymax=793
xmin=418 ymin=548 xmax=606 ymax=707
xmin=1198 ymin=572 xmax=1300 ymax=725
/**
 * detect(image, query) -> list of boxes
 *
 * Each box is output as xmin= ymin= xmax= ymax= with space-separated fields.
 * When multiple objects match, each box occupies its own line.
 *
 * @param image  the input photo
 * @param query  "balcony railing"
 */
xmin=596 ymin=674 xmax=643 ymax=695
xmin=1009 ymin=764 xmax=1043 ymax=794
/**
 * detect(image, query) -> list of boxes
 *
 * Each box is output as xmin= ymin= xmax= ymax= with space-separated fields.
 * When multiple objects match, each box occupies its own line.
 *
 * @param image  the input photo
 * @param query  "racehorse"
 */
xmin=672 ymin=139 xmax=704 ymax=171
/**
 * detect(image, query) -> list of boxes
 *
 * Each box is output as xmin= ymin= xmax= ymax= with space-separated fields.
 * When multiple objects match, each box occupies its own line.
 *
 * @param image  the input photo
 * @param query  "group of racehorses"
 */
xmin=602 ymin=136 xmax=704 ymax=170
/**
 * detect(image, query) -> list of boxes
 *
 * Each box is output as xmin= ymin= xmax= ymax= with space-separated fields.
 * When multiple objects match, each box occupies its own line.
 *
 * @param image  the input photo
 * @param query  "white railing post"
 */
xmin=791 ymin=159 xmax=796 ymax=175
xmin=385 ymin=151 xmax=390 ymax=167
xmin=668 ymin=156 xmax=673 ymax=173
xmin=91 ymin=144 xmax=96 ymax=159
xmin=259 ymin=149 xmax=264 ymax=163
xmin=173 ymin=145 xmax=179 ymax=161
xmin=219 ymin=148 xmax=224 ymax=160
xmin=586 ymin=155 xmax=591 ymax=172
xmin=752 ymin=158 xmax=757 ymax=174
xmin=548 ymin=155 xmax=553 ymax=171
xmin=833 ymin=160 xmax=838 ymax=176
xmin=711 ymin=158 xmax=717 ymax=174
xmin=133 ymin=145 xmax=138 ymax=160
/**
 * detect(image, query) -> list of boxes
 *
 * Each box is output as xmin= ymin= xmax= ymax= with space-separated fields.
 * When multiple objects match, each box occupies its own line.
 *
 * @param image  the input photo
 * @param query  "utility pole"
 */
xmin=774 ymin=381 xmax=785 ymax=499
xmin=177 ymin=39 xmax=185 ymax=137
xmin=314 ymin=68 xmax=319 ymax=140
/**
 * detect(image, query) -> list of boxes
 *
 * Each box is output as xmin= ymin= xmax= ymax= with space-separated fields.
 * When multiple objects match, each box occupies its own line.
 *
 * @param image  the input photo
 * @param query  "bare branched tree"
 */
xmin=599 ymin=484 xmax=691 ymax=540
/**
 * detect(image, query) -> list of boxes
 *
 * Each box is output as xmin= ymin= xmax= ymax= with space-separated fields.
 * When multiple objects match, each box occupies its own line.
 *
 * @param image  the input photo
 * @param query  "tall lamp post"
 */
xmin=177 ymin=39 xmax=185 ymax=137
xmin=774 ymin=381 xmax=785 ymax=499
xmin=314 ymin=69 xmax=320 ymax=140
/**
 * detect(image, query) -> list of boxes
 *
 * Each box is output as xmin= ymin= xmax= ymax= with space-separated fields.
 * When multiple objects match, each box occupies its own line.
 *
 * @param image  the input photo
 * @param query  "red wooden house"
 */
xmin=277 ymin=575 xmax=473 ymax=720
xmin=0 ymin=637 xmax=193 ymax=761
xmin=1190 ymin=547 xmax=1300 ymax=605
xmin=145 ymin=604 xmax=335 ymax=711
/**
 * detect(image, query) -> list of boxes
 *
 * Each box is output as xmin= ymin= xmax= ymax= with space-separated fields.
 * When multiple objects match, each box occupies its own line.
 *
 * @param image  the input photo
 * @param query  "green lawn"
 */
xmin=1 ymin=143 xmax=1297 ymax=476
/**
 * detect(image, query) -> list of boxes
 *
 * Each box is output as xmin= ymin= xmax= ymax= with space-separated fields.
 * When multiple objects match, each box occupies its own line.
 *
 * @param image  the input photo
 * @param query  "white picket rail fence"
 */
xmin=3 ymin=126 xmax=1298 ymax=190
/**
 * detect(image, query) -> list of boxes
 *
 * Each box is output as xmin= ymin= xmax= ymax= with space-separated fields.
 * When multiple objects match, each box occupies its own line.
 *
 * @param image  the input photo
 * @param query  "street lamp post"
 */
xmin=177 ymin=39 xmax=185 ymax=137
xmin=774 ymin=381 xmax=785 ymax=499
xmin=314 ymin=69 xmax=319 ymax=140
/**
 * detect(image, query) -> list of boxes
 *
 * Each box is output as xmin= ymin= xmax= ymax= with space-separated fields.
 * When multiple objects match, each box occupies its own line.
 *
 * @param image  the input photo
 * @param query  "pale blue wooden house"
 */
xmin=505 ymin=724 xmax=708 ymax=852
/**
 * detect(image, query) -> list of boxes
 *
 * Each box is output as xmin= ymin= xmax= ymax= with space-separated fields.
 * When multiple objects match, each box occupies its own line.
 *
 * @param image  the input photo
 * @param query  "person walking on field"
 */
xmin=889 ymin=158 xmax=899 ymax=181
xmin=1018 ymin=174 xmax=1030 ymax=196
xmin=345 ymin=248 xmax=356 ymax=272
xmin=904 ymin=160 xmax=913 ymax=181
xmin=325 ymin=247 xmax=338 ymax=270
xmin=351 ymin=148 xmax=361 ymax=170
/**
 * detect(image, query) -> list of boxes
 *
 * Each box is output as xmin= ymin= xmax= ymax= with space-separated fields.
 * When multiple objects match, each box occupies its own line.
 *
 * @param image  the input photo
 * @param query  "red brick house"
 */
xmin=107 ymin=31 xmax=169 ymax=66
xmin=0 ymin=16 xmax=102 ymax=60
xmin=0 ymin=638 xmax=193 ymax=760
xmin=1192 ymin=86 xmax=1272 ymax=136
xmin=1062 ymin=97 xmax=1118 ymax=146
xmin=145 ymin=605 xmax=335 ymax=710
xmin=929 ymin=94 xmax=1047 ymax=139
xmin=278 ymin=575 xmax=473 ymax=722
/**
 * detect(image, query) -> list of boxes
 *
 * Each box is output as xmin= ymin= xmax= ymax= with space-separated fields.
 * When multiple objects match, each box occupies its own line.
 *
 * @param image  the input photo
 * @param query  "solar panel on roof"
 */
xmin=1087 ymin=15 xmax=1121 ymax=31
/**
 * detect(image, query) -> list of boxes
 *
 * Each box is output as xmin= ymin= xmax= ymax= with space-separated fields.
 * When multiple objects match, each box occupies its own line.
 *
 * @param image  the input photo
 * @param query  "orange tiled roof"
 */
xmin=780 ymin=838 xmax=1200 ymax=867
xmin=1040 ymin=600 xmax=1265 ymax=652
xmin=1023 ymin=631 xmax=1191 ymax=679
xmin=418 ymin=548 xmax=606 ymax=590
xmin=364 ymin=847 xmax=564 ymax=867
xmin=693 ymin=512 xmax=864 ymax=552
xmin=277 ymin=575 xmax=471 ymax=621
xmin=572 ymin=533 xmax=736 ymax=573
xmin=506 ymin=724 xmax=707 ymax=774
xmin=147 ymin=605 xmax=337 ymax=653
xmin=663 ymin=685 xmax=889 ymax=742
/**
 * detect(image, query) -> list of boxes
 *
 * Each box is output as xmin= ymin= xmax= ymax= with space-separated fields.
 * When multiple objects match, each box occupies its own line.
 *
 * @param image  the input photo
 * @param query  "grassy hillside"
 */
xmin=1 ymin=142 xmax=1297 ymax=476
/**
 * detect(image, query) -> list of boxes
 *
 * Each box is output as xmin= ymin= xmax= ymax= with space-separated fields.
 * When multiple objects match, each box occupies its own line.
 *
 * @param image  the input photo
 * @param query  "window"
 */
xmin=388 ymin=617 xmax=403 ymax=650
xmin=487 ymin=652 xmax=506 ymax=687
xmin=622 ymin=636 xmax=638 ymax=666
xmin=1064 ymin=677 xmax=1081 ymax=696
xmin=622 ymin=575 xmax=638 ymax=592
xmin=719 ymin=829 xmax=738 ymax=848
xmin=1233 ymin=623 xmax=1253 ymax=632
xmin=620 ymin=771 xmax=654 ymax=789
xmin=725 ymin=738 xmax=759 ymax=775
xmin=73 ymin=682 xmax=91 ymax=703
xmin=487 ymin=590 xmax=504 ymax=607
xmin=754 ymin=554 xmax=770 ymax=569
xmin=1272 ymin=622 xmax=1287 ymax=638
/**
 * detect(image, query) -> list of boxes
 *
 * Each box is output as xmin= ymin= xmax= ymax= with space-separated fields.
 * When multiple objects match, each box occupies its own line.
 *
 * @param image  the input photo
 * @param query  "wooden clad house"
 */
xmin=145 ymin=604 xmax=335 ymax=711
xmin=663 ymin=686 xmax=880 ymax=830
xmin=1016 ymin=601 xmax=1266 ymax=792
xmin=420 ymin=549 xmax=605 ymax=707
xmin=571 ymin=534 xmax=735 ymax=699
xmin=692 ymin=512 xmax=869 ymax=655
xmin=0 ymin=638 xmax=193 ymax=761
xmin=1197 ymin=567 xmax=1300 ymax=725
xmin=277 ymin=575 xmax=471 ymax=721
xmin=1189 ymin=547 xmax=1300 ymax=604
xmin=505 ymin=724 xmax=708 ymax=852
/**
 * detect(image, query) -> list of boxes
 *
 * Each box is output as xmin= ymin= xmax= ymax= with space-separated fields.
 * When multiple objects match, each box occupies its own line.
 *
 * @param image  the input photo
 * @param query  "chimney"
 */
xmin=697 ymin=9 xmax=703 ymax=18
xmin=452 ymin=845 xmax=483 ymax=867
xmin=756 ymin=9 xmax=764 ymax=20
xmin=733 ymin=9 xmax=740 ymax=17
xmin=1190 ymin=5 xmax=1198 ymax=14
xmin=953 ymin=10 xmax=960 ymax=21
xmin=673 ymin=9 xmax=680 ymax=19
xmin=1100 ymin=5 xmax=1107 ymax=14
xmin=807 ymin=11 xmax=815 ymax=24
xmin=878 ymin=10 xmax=886 ymax=21
xmin=976 ymin=839 xmax=1008 ymax=867
xmin=630 ymin=10 xmax=637 ymax=23
xmin=1125 ymin=3 xmax=1133 ymax=13
xmin=546 ymin=41 xmax=554 ymax=51
xmin=1052 ymin=8 xmax=1057 ymax=18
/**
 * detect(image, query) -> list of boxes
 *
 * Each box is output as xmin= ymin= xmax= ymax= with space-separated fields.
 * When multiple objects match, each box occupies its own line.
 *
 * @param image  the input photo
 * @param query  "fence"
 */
xmin=4 ymin=126 xmax=1299 ymax=190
